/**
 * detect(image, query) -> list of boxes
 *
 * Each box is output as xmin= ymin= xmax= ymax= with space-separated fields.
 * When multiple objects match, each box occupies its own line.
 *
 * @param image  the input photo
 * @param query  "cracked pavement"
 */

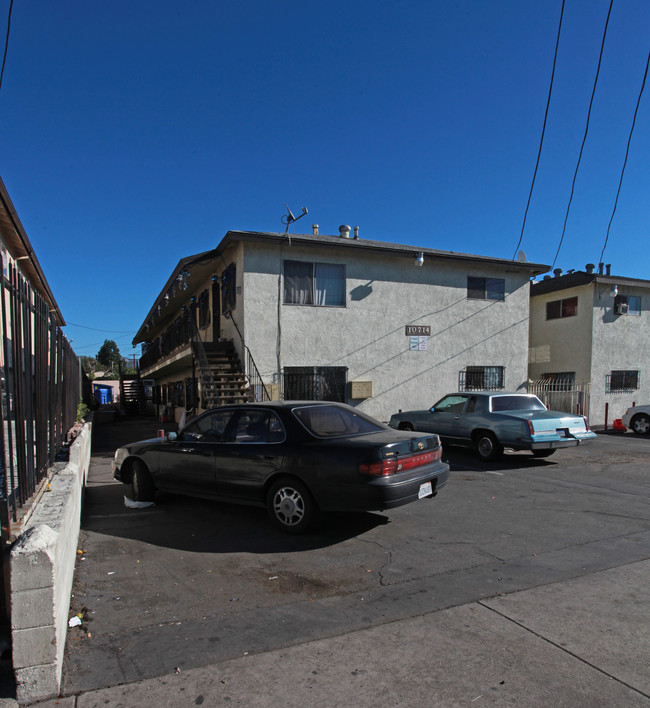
xmin=60 ymin=419 xmax=650 ymax=700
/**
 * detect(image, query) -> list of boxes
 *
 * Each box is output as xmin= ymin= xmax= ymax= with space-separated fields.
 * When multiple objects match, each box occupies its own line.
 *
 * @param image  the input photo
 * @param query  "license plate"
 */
xmin=418 ymin=481 xmax=433 ymax=499
xmin=556 ymin=428 xmax=566 ymax=437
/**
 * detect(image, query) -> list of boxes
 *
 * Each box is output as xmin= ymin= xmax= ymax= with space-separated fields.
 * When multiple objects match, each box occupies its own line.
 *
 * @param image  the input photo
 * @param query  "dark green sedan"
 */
xmin=113 ymin=401 xmax=450 ymax=534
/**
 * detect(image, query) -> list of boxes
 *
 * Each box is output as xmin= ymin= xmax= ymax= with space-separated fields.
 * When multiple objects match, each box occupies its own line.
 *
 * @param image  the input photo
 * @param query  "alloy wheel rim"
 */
xmin=274 ymin=487 xmax=304 ymax=526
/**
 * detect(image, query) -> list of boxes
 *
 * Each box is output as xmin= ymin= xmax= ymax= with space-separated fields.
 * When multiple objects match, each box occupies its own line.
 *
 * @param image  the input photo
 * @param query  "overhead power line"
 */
xmin=598 ymin=46 xmax=650 ymax=266
xmin=512 ymin=0 xmax=565 ymax=261
xmin=551 ymin=0 xmax=614 ymax=269
xmin=65 ymin=320 xmax=134 ymax=334
xmin=0 ymin=0 xmax=13 ymax=93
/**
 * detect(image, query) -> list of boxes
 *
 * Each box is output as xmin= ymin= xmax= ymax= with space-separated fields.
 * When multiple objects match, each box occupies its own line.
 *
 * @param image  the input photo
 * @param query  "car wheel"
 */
xmin=474 ymin=431 xmax=503 ymax=461
xmin=130 ymin=460 xmax=155 ymax=502
xmin=398 ymin=422 xmax=414 ymax=431
xmin=630 ymin=414 xmax=650 ymax=435
xmin=532 ymin=449 xmax=556 ymax=458
xmin=267 ymin=478 xmax=315 ymax=534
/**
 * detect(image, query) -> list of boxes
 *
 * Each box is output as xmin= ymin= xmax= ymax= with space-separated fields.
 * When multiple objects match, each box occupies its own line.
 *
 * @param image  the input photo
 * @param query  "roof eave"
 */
xmin=0 ymin=177 xmax=65 ymax=326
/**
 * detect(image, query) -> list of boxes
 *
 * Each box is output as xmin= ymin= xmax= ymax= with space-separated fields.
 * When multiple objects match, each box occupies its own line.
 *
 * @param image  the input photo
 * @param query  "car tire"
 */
xmin=630 ymin=414 xmax=650 ymax=435
xmin=532 ymin=449 xmax=556 ymax=458
xmin=398 ymin=422 xmax=414 ymax=431
xmin=267 ymin=478 xmax=315 ymax=534
xmin=130 ymin=460 xmax=155 ymax=502
xmin=474 ymin=431 xmax=503 ymax=461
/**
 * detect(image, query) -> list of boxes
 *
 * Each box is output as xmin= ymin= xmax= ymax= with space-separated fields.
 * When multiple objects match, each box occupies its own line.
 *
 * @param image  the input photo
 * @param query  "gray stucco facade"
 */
xmin=529 ymin=270 xmax=650 ymax=427
xmin=213 ymin=230 xmax=547 ymax=421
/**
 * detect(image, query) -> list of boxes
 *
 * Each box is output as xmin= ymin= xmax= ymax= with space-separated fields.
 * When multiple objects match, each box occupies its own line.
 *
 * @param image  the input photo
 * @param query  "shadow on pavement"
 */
xmin=86 ymin=415 xmax=391 ymax=554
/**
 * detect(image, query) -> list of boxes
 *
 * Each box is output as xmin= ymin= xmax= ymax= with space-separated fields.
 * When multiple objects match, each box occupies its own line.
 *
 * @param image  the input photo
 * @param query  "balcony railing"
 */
xmin=140 ymin=310 xmax=193 ymax=371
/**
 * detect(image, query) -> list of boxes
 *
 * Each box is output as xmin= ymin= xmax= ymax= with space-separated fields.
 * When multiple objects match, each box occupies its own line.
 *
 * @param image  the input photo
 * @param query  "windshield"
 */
xmin=292 ymin=405 xmax=386 ymax=438
xmin=490 ymin=395 xmax=546 ymax=412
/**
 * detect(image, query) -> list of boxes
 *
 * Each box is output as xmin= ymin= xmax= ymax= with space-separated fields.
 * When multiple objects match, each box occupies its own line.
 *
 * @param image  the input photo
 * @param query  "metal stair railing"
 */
xmin=224 ymin=311 xmax=272 ymax=402
xmin=189 ymin=319 xmax=221 ymax=408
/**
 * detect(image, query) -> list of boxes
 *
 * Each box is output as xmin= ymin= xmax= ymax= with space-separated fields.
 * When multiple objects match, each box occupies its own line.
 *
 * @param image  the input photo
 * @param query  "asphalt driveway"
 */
xmin=58 ymin=418 xmax=650 ymax=705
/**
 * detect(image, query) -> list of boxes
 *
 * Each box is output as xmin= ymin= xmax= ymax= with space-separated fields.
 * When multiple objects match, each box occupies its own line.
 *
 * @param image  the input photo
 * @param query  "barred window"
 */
xmin=459 ymin=366 xmax=504 ymax=391
xmin=284 ymin=366 xmax=348 ymax=402
xmin=541 ymin=372 xmax=576 ymax=391
xmin=606 ymin=370 xmax=638 ymax=393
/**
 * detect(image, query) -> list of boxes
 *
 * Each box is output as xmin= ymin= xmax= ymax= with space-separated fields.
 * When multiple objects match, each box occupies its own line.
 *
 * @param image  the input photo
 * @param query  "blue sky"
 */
xmin=1 ymin=0 xmax=648 ymax=357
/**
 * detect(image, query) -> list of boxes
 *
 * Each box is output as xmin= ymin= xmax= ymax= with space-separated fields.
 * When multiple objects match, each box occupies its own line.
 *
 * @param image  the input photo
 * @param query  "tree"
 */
xmin=96 ymin=339 xmax=121 ymax=375
xmin=80 ymin=356 xmax=98 ymax=380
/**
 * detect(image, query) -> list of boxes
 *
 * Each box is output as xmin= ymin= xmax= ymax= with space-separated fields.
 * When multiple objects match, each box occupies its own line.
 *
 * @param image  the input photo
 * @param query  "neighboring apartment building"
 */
xmin=529 ymin=264 xmax=649 ymax=427
xmin=134 ymin=227 xmax=549 ymax=423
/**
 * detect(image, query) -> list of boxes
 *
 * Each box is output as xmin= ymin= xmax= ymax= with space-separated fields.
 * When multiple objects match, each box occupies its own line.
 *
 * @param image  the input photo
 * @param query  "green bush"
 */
xmin=77 ymin=402 xmax=90 ymax=422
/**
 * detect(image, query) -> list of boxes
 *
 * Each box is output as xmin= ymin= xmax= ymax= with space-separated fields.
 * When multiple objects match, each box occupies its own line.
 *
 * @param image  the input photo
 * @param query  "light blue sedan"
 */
xmin=389 ymin=392 xmax=597 ymax=461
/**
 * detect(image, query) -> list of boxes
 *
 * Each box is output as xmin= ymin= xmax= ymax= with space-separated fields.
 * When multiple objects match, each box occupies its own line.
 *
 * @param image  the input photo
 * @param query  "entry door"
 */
xmin=212 ymin=279 xmax=221 ymax=339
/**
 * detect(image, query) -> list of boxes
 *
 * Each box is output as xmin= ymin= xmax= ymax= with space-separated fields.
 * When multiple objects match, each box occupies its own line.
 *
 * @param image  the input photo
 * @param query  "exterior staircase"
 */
xmin=120 ymin=375 xmax=147 ymax=415
xmin=193 ymin=340 xmax=253 ymax=407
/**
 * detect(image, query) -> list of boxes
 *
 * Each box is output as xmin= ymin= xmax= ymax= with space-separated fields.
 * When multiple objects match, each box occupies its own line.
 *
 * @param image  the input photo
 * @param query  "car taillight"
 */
xmin=525 ymin=419 xmax=535 ymax=435
xmin=582 ymin=416 xmax=591 ymax=431
xmin=359 ymin=459 xmax=399 ymax=477
xmin=360 ymin=448 xmax=441 ymax=477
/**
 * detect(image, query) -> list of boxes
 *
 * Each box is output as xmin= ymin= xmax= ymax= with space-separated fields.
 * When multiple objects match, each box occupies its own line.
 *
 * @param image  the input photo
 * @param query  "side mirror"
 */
xmin=429 ymin=406 xmax=436 ymax=413
xmin=167 ymin=431 xmax=178 ymax=442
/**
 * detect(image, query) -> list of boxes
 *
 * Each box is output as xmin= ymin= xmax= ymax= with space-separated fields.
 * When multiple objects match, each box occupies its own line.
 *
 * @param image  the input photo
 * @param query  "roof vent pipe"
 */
xmin=605 ymin=263 xmax=611 ymax=276
xmin=598 ymin=262 xmax=604 ymax=275
xmin=312 ymin=224 xmax=319 ymax=236
xmin=553 ymin=268 xmax=562 ymax=277
xmin=585 ymin=263 xmax=595 ymax=274
xmin=353 ymin=226 xmax=359 ymax=239
xmin=339 ymin=225 xmax=351 ymax=238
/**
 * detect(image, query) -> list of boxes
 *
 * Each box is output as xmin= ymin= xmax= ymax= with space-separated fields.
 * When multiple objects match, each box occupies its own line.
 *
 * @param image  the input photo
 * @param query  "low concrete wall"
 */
xmin=10 ymin=422 xmax=92 ymax=704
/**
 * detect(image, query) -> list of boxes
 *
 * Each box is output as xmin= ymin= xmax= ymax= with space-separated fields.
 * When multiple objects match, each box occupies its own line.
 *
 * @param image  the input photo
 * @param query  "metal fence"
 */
xmin=0 ymin=260 xmax=80 ymax=546
xmin=528 ymin=379 xmax=590 ymax=416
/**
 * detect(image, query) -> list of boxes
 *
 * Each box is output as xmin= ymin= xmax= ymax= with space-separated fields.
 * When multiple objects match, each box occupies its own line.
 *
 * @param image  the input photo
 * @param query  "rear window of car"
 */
xmin=490 ymin=396 xmax=546 ymax=412
xmin=292 ymin=405 xmax=386 ymax=438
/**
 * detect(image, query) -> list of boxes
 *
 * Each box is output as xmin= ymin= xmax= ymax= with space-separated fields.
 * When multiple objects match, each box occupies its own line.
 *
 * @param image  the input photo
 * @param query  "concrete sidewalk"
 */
xmin=23 ymin=417 xmax=650 ymax=707
xmin=31 ymin=560 xmax=650 ymax=706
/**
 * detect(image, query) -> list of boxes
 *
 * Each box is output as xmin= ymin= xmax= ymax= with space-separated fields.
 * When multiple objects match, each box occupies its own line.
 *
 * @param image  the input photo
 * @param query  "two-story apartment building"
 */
xmin=134 ymin=226 xmax=549 ymax=423
xmin=529 ymin=264 xmax=650 ymax=427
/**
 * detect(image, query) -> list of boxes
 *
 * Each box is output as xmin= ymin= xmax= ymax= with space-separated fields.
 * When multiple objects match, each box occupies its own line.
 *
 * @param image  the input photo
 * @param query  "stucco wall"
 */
xmin=242 ymin=241 xmax=533 ymax=421
xmin=589 ymin=284 xmax=649 ymax=425
xmin=528 ymin=283 xmax=593 ymax=384
xmin=529 ymin=280 xmax=648 ymax=426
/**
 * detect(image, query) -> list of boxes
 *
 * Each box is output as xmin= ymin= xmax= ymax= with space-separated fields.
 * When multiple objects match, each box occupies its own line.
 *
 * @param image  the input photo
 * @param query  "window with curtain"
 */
xmin=546 ymin=296 xmax=578 ymax=320
xmin=284 ymin=260 xmax=345 ymax=307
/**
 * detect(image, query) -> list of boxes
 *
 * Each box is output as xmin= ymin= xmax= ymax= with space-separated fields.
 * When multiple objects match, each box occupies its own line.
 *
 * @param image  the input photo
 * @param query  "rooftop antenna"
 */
xmin=281 ymin=203 xmax=308 ymax=236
